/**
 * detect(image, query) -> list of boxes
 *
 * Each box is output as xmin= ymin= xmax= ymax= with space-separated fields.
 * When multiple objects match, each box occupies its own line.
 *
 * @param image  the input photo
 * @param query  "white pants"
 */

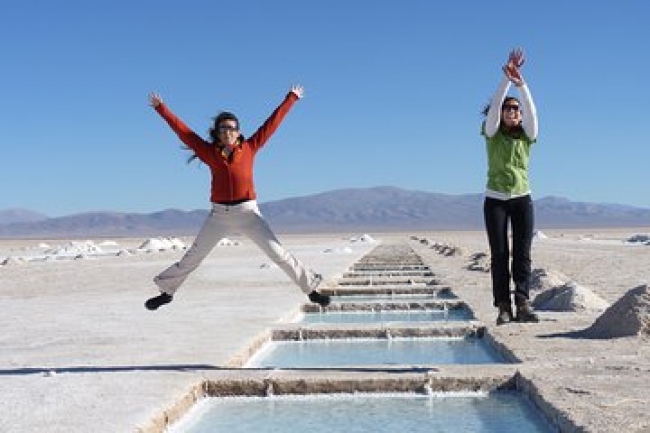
xmin=154 ymin=200 xmax=319 ymax=296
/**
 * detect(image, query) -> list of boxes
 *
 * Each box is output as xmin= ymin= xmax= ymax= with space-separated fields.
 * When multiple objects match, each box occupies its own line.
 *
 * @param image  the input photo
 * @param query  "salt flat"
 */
xmin=1 ymin=228 xmax=649 ymax=432
xmin=0 ymin=234 xmax=376 ymax=432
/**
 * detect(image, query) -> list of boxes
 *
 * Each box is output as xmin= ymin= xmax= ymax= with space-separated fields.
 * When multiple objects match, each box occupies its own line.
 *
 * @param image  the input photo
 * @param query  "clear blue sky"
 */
xmin=2 ymin=0 xmax=649 ymax=216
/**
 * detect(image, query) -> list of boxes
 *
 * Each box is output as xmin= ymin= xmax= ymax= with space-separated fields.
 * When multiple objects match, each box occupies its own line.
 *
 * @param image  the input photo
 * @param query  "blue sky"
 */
xmin=2 ymin=0 xmax=649 ymax=216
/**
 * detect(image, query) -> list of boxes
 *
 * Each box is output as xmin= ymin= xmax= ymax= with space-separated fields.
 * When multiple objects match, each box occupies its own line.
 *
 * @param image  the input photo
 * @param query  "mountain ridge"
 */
xmin=1 ymin=186 xmax=648 ymax=238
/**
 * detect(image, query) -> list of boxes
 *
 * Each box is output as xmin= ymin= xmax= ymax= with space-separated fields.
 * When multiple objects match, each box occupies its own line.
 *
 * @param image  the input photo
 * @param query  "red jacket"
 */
xmin=155 ymin=92 xmax=298 ymax=203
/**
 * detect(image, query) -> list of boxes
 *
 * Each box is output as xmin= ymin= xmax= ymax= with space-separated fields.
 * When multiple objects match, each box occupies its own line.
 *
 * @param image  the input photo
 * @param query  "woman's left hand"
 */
xmin=290 ymin=85 xmax=304 ymax=99
xmin=503 ymin=64 xmax=525 ymax=87
xmin=503 ymin=48 xmax=525 ymax=86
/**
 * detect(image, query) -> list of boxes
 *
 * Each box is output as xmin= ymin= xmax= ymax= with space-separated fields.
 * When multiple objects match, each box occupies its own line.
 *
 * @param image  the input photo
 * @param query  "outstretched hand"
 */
xmin=290 ymin=85 xmax=304 ymax=99
xmin=148 ymin=92 xmax=163 ymax=108
xmin=502 ymin=48 xmax=525 ymax=87
xmin=508 ymin=48 xmax=525 ymax=68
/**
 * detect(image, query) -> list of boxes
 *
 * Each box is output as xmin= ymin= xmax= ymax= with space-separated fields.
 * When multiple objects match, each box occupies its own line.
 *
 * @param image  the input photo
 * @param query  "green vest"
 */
xmin=482 ymin=123 xmax=535 ymax=195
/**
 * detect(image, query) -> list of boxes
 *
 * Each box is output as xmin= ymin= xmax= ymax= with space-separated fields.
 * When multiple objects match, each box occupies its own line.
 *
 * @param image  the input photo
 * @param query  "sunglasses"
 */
xmin=218 ymin=125 xmax=239 ymax=132
xmin=502 ymin=104 xmax=521 ymax=112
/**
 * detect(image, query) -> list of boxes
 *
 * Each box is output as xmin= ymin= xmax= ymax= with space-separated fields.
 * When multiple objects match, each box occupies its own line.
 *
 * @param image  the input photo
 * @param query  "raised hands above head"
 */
xmin=508 ymin=48 xmax=525 ymax=68
xmin=148 ymin=92 xmax=163 ymax=108
xmin=502 ymin=48 xmax=526 ymax=87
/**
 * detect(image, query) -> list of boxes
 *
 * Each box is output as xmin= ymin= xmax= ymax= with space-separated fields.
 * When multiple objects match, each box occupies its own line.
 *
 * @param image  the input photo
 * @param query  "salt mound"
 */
xmin=583 ymin=285 xmax=650 ymax=339
xmin=466 ymin=252 xmax=489 ymax=273
xmin=138 ymin=237 xmax=186 ymax=251
xmin=349 ymin=234 xmax=375 ymax=243
xmin=45 ymin=241 xmax=103 ymax=256
xmin=533 ymin=230 xmax=548 ymax=240
xmin=627 ymin=234 xmax=649 ymax=243
xmin=2 ymin=256 xmax=27 ymax=266
xmin=217 ymin=238 xmax=239 ymax=246
xmin=430 ymin=242 xmax=463 ymax=257
xmin=323 ymin=247 xmax=354 ymax=254
xmin=529 ymin=268 xmax=568 ymax=292
xmin=532 ymin=281 xmax=609 ymax=312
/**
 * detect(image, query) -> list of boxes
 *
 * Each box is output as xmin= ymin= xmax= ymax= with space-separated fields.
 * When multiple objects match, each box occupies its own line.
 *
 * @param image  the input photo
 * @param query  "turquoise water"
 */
xmin=331 ymin=293 xmax=456 ymax=303
xmin=173 ymin=393 xmax=552 ymax=433
xmin=245 ymin=337 xmax=504 ymax=368
xmin=297 ymin=308 xmax=472 ymax=324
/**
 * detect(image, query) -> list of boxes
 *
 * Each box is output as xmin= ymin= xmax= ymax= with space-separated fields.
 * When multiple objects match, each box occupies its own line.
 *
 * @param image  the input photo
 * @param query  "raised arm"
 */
xmin=503 ymin=49 xmax=538 ymax=140
xmin=484 ymin=49 xmax=538 ymax=140
xmin=147 ymin=91 xmax=207 ymax=156
xmin=247 ymin=85 xmax=303 ymax=150
xmin=516 ymin=82 xmax=538 ymax=140
xmin=484 ymin=77 xmax=510 ymax=138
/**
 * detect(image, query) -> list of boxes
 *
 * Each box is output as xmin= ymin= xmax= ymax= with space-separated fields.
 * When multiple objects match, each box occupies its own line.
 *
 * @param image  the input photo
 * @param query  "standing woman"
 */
xmin=481 ymin=49 xmax=539 ymax=325
xmin=144 ymin=85 xmax=330 ymax=310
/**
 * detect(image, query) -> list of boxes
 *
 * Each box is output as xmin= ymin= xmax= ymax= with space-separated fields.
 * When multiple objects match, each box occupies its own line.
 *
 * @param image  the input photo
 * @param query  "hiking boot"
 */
xmin=496 ymin=302 xmax=514 ymax=326
xmin=308 ymin=291 xmax=331 ymax=307
xmin=145 ymin=292 xmax=173 ymax=310
xmin=515 ymin=301 xmax=539 ymax=323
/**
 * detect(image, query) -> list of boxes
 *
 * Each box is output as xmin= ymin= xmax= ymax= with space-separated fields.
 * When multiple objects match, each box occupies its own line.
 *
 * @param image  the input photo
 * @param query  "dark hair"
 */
xmin=208 ymin=112 xmax=243 ymax=144
xmin=186 ymin=111 xmax=244 ymax=164
xmin=481 ymin=96 xmax=523 ymax=136
xmin=481 ymin=96 xmax=520 ymax=117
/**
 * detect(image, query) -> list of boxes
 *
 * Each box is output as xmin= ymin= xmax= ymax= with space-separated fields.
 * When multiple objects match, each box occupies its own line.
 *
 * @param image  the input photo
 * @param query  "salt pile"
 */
xmin=530 ymin=268 xmax=609 ymax=312
xmin=216 ymin=238 xmax=239 ymax=246
xmin=583 ymin=284 xmax=650 ymax=339
xmin=45 ymin=241 xmax=103 ymax=256
xmin=349 ymin=234 xmax=376 ymax=243
xmin=1 ymin=256 xmax=26 ymax=266
xmin=533 ymin=230 xmax=548 ymax=240
xmin=138 ymin=237 xmax=186 ymax=251
xmin=430 ymin=242 xmax=463 ymax=257
xmin=323 ymin=246 xmax=354 ymax=254
xmin=532 ymin=281 xmax=609 ymax=312
xmin=626 ymin=234 xmax=650 ymax=244
xmin=466 ymin=252 xmax=490 ymax=272
xmin=529 ymin=268 xmax=568 ymax=291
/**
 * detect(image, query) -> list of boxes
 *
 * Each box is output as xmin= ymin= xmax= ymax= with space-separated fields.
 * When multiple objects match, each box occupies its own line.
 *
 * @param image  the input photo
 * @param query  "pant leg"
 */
xmin=236 ymin=201 xmax=318 ymax=294
xmin=484 ymin=197 xmax=511 ymax=307
xmin=510 ymin=195 xmax=535 ymax=304
xmin=154 ymin=207 xmax=229 ymax=295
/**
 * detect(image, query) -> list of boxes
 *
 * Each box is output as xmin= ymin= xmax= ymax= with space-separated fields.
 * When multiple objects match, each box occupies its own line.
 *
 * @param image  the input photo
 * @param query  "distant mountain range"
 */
xmin=1 ymin=186 xmax=649 ymax=239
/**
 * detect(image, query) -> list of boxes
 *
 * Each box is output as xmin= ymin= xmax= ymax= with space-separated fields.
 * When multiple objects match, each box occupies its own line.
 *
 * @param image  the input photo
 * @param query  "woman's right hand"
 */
xmin=507 ymin=48 xmax=525 ymax=68
xmin=503 ymin=48 xmax=525 ymax=87
xmin=148 ymin=92 xmax=163 ymax=107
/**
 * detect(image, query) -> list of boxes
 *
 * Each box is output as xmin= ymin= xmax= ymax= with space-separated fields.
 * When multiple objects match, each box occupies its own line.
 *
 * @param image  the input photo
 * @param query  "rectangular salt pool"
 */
xmin=170 ymin=393 xmax=552 ymax=433
xmin=296 ymin=308 xmax=473 ymax=324
xmin=331 ymin=292 xmax=456 ymax=303
xmin=245 ymin=337 xmax=504 ymax=368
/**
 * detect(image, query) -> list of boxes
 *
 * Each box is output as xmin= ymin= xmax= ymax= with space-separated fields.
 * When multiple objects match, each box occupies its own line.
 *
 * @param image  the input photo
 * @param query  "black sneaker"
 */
xmin=515 ymin=302 xmax=539 ymax=323
xmin=496 ymin=303 xmax=514 ymax=326
xmin=145 ymin=292 xmax=173 ymax=310
xmin=308 ymin=291 xmax=331 ymax=307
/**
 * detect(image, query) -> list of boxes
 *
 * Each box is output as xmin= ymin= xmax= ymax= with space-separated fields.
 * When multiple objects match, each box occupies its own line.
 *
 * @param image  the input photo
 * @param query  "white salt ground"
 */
xmin=1 ymin=228 xmax=649 ymax=432
xmin=0 ymin=233 xmax=376 ymax=433
xmin=409 ymin=228 xmax=650 ymax=432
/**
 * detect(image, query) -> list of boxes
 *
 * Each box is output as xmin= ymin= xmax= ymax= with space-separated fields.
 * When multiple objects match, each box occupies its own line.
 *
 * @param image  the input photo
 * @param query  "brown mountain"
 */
xmin=0 ymin=187 xmax=648 ymax=239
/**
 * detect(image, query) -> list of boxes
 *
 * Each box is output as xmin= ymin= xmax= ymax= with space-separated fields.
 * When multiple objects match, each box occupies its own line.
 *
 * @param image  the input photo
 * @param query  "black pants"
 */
xmin=483 ymin=195 xmax=534 ymax=307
